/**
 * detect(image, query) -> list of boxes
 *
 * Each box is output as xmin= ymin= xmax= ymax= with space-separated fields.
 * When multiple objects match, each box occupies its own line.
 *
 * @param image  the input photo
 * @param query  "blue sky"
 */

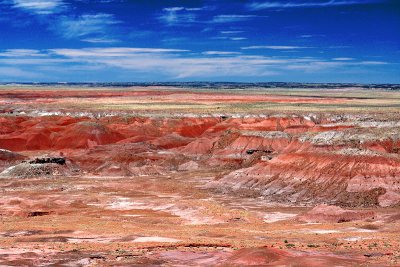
xmin=0 ymin=0 xmax=399 ymax=83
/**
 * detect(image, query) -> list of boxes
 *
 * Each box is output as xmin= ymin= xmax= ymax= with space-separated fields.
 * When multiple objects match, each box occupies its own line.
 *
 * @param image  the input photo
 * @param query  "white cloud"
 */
xmin=44 ymin=47 xmax=291 ymax=78
xmin=56 ymin=14 xmax=120 ymax=39
xmin=163 ymin=7 xmax=185 ymax=12
xmin=159 ymin=8 xmax=264 ymax=26
xmin=241 ymin=45 xmax=312 ymax=50
xmin=0 ymin=47 xmax=391 ymax=80
xmin=285 ymin=61 xmax=345 ymax=72
xmin=80 ymin=37 xmax=120 ymax=43
xmin=0 ymin=49 xmax=44 ymax=57
xmin=162 ymin=6 xmax=206 ymax=12
xmin=333 ymin=57 xmax=354 ymax=61
xmin=359 ymin=61 xmax=388 ymax=65
xmin=0 ymin=67 xmax=41 ymax=78
xmin=159 ymin=6 xmax=202 ymax=25
xmin=221 ymin=31 xmax=244 ymax=34
xmin=213 ymin=36 xmax=248 ymax=41
xmin=6 ymin=1 xmax=121 ymax=42
xmin=248 ymin=0 xmax=381 ymax=10
xmin=11 ymin=0 xmax=66 ymax=14
xmin=50 ymin=47 xmax=189 ymax=57
xmin=230 ymin=37 xmax=247 ymax=41
xmin=202 ymin=51 xmax=242 ymax=55
xmin=212 ymin=14 xmax=259 ymax=23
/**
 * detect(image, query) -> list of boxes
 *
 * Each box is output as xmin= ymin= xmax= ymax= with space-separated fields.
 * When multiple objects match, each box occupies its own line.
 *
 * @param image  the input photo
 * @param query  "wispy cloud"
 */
xmin=202 ymin=51 xmax=242 ymax=55
xmin=55 ymin=14 xmax=120 ymax=41
xmin=80 ymin=37 xmax=120 ymax=44
xmin=212 ymin=14 xmax=260 ymax=23
xmin=0 ymin=47 xmax=392 ymax=81
xmin=11 ymin=0 xmax=66 ymax=14
xmin=333 ymin=57 xmax=354 ymax=61
xmin=213 ymin=36 xmax=248 ymax=41
xmin=248 ymin=0 xmax=381 ymax=10
xmin=285 ymin=61 xmax=345 ymax=72
xmin=0 ymin=49 xmax=44 ymax=57
xmin=241 ymin=45 xmax=312 ymax=50
xmin=231 ymin=37 xmax=247 ymax=41
xmin=0 ymin=47 xmax=287 ymax=79
xmin=5 ymin=1 xmax=122 ymax=43
xmin=49 ymin=47 xmax=283 ymax=78
xmin=0 ymin=66 xmax=41 ymax=79
xmin=159 ymin=6 xmax=202 ymax=25
xmin=221 ymin=30 xmax=244 ymax=34
xmin=359 ymin=61 xmax=388 ymax=65
xmin=159 ymin=7 xmax=265 ymax=26
xmin=50 ymin=47 xmax=189 ymax=57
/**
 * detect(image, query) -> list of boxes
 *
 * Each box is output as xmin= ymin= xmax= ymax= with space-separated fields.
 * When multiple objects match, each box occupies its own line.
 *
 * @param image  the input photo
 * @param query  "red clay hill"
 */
xmin=1 ymin=114 xmax=399 ymax=208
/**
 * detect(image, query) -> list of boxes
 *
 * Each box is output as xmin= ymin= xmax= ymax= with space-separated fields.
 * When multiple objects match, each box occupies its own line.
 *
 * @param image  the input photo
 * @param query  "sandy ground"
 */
xmin=0 ymin=170 xmax=399 ymax=266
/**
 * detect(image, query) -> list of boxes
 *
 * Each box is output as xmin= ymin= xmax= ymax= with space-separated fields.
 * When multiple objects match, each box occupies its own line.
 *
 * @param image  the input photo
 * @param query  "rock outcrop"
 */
xmin=0 ymin=162 xmax=74 ymax=178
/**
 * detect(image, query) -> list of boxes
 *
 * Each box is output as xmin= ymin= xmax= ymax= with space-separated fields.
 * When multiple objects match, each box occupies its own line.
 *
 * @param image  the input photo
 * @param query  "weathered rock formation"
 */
xmin=0 ymin=114 xmax=399 ymax=206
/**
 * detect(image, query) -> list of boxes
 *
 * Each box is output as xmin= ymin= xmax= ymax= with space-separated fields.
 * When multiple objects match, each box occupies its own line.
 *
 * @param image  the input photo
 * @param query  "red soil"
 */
xmin=0 ymin=114 xmax=399 ymax=207
xmin=224 ymin=247 xmax=363 ymax=266
xmin=1 ymin=88 xmax=399 ymax=266
xmin=298 ymin=204 xmax=376 ymax=223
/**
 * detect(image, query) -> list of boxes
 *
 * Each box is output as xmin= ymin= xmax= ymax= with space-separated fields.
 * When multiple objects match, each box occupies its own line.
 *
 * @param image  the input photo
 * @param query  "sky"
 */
xmin=0 ymin=0 xmax=399 ymax=83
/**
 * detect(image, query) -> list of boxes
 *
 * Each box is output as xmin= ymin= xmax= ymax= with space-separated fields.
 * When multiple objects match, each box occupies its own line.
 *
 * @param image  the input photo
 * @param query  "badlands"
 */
xmin=0 ymin=85 xmax=399 ymax=266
